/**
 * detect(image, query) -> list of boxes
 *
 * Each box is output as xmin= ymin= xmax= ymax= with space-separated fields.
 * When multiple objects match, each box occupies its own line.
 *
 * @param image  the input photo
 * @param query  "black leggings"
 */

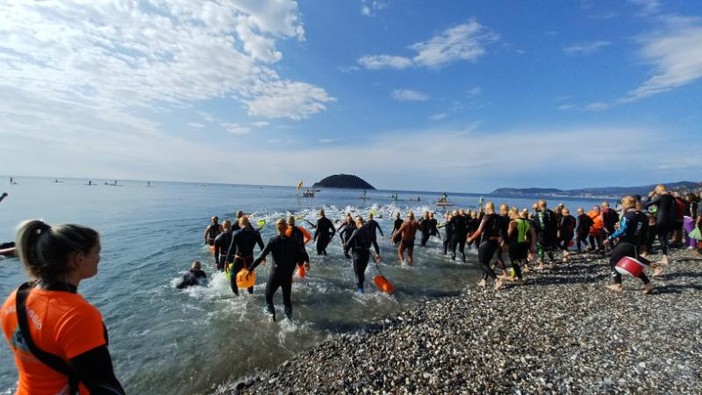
xmin=609 ymin=242 xmax=650 ymax=285
xmin=589 ymin=233 xmax=603 ymax=251
xmin=420 ymin=231 xmax=430 ymax=247
xmin=353 ymin=249 xmax=370 ymax=290
xmin=370 ymin=238 xmax=380 ymax=255
xmin=316 ymin=236 xmax=331 ymax=255
xmin=478 ymin=239 xmax=500 ymax=280
xmin=509 ymin=244 xmax=528 ymax=280
xmin=656 ymin=223 xmax=672 ymax=256
xmin=230 ymin=256 xmax=254 ymax=295
xmin=450 ymin=234 xmax=466 ymax=260
xmin=559 ymin=232 xmax=574 ymax=251
xmin=265 ymin=270 xmax=293 ymax=320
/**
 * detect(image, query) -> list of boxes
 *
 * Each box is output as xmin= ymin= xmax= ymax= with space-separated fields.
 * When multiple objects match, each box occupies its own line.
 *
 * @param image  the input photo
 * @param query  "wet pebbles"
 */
xmin=225 ymin=249 xmax=702 ymax=394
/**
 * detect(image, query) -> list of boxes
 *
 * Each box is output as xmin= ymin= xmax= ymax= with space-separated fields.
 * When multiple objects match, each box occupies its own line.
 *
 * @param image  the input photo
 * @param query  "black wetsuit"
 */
xmin=391 ymin=218 xmax=403 ymax=244
xmin=226 ymin=226 xmax=264 ymax=295
xmin=478 ymin=214 xmax=502 ymax=280
xmin=602 ymin=208 xmax=619 ymax=237
xmin=442 ymin=219 xmax=453 ymax=255
xmin=418 ymin=218 xmax=431 ymax=247
xmin=205 ymin=222 xmax=221 ymax=246
xmin=576 ymin=213 xmax=594 ymax=252
xmin=250 ymin=235 xmax=305 ymax=321
xmin=313 ymin=217 xmax=335 ymax=255
xmin=607 ymin=209 xmax=651 ymax=285
xmin=559 ymin=215 xmax=576 ymax=251
xmin=429 ymin=218 xmax=440 ymax=237
xmin=213 ymin=229 xmax=233 ymax=271
xmin=344 ymin=226 xmax=373 ymax=292
xmin=338 ymin=221 xmax=354 ymax=257
xmin=289 ymin=225 xmax=311 ymax=265
xmin=176 ymin=269 xmax=207 ymax=289
xmin=508 ymin=218 xmax=532 ymax=280
xmin=365 ymin=219 xmax=384 ymax=255
xmin=645 ymin=194 xmax=676 ymax=255
xmin=535 ymin=209 xmax=557 ymax=261
xmin=449 ymin=215 xmax=468 ymax=261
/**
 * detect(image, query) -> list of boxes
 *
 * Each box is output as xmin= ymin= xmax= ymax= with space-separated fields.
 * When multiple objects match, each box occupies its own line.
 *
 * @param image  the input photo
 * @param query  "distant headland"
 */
xmin=491 ymin=181 xmax=702 ymax=199
xmin=313 ymin=174 xmax=375 ymax=190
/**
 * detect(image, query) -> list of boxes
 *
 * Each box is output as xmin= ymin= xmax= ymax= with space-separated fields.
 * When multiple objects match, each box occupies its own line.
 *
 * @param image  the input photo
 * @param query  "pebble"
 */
xmin=225 ymin=249 xmax=702 ymax=394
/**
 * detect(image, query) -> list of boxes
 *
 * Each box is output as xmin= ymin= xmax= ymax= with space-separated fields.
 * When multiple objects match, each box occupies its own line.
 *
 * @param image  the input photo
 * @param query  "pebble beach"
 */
xmin=226 ymin=248 xmax=702 ymax=394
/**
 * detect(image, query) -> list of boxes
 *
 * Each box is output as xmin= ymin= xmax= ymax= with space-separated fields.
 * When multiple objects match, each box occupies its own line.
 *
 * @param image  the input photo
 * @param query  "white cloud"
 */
xmin=411 ymin=21 xmax=499 ymax=67
xmin=0 ymin=1 xmax=332 ymax=120
xmin=585 ymin=102 xmax=611 ymax=111
xmin=358 ymin=20 xmax=498 ymax=70
xmin=320 ymin=138 xmax=340 ymax=143
xmin=222 ymin=123 xmax=251 ymax=135
xmin=244 ymin=80 xmax=336 ymax=120
xmin=188 ymin=122 xmax=205 ymax=129
xmin=630 ymin=0 xmax=661 ymax=16
xmin=357 ymin=55 xmax=413 ymax=70
xmin=430 ymin=113 xmax=448 ymax=121
xmin=360 ymin=1 xmax=388 ymax=17
xmin=391 ymin=89 xmax=428 ymax=102
xmin=626 ymin=20 xmax=702 ymax=100
xmin=466 ymin=86 xmax=482 ymax=97
xmin=252 ymin=121 xmax=270 ymax=128
xmin=563 ymin=40 xmax=612 ymax=55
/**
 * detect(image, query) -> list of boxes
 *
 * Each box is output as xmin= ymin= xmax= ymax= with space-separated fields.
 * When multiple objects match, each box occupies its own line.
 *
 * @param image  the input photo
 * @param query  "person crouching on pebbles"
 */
xmin=467 ymin=202 xmax=504 ymax=290
xmin=603 ymin=196 xmax=654 ymax=294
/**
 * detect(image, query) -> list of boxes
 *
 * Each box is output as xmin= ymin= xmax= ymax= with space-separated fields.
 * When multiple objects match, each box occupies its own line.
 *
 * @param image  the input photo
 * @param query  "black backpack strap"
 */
xmin=15 ymin=283 xmax=81 ymax=394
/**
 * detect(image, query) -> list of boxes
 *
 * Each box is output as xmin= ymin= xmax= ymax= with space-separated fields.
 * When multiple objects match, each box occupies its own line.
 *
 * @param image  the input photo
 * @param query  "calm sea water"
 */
xmin=0 ymin=177 xmax=599 ymax=394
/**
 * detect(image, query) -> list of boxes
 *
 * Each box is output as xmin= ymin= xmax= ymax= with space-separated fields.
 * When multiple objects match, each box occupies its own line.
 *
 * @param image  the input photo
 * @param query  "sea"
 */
xmin=0 ymin=177 xmax=600 ymax=394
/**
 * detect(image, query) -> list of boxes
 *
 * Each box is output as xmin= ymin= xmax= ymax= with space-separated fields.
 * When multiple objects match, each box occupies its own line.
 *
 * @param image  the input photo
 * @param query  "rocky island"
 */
xmin=312 ymin=174 xmax=375 ymax=190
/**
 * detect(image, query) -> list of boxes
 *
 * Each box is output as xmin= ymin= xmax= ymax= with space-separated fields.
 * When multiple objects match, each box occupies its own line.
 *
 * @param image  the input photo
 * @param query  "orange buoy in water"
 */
xmin=297 ymin=265 xmax=307 ymax=278
xmin=373 ymin=274 xmax=394 ymax=294
xmin=236 ymin=269 xmax=256 ymax=289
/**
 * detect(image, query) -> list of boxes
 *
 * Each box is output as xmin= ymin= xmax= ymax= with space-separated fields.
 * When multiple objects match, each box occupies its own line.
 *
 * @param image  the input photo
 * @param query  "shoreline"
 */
xmin=226 ymin=248 xmax=702 ymax=394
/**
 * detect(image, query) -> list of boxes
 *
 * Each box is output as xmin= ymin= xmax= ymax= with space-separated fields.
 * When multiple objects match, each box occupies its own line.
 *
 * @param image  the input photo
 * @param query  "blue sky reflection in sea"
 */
xmin=1 ymin=0 xmax=701 ymax=192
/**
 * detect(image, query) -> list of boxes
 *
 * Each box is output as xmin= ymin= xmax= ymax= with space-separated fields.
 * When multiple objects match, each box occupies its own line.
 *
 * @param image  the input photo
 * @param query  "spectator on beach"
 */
xmin=177 ymin=261 xmax=207 ymax=289
xmin=204 ymin=216 xmax=223 ymax=246
xmin=1 ymin=220 xmax=125 ymax=394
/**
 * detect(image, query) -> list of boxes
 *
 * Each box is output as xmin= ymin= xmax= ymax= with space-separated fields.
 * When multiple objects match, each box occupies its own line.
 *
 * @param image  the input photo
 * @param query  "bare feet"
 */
xmin=605 ymin=284 xmax=623 ymax=293
xmin=661 ymin=255 xmax=670 ymax=265
xmin=653 ymin=266 xmax=665 ymax=277
xmin=494 ymin=279 xmax=503 ymax=290
xmin=536 ymin=262 xmax=545 ymax=271
xmin=478 ymin=279 xmax=487 ymax=287
xmin=642 ymin=283 xmax=654 ymax=294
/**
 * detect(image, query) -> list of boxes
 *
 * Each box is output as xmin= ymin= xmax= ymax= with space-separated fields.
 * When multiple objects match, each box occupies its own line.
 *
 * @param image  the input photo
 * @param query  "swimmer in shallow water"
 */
xmin=176 ymin=261 xmax=207 ymax=289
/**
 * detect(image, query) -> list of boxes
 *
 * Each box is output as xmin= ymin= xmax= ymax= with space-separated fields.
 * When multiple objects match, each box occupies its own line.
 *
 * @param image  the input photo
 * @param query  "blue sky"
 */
xmin=1 ymin=0 xmax=700 ymax=193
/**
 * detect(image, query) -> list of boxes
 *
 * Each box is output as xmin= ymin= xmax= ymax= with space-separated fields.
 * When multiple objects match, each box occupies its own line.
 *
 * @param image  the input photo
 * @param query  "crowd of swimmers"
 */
xmin=2 ymin=184 xmax=702 ymax=392
xmin=196 ymin=184 xmax=702 ymax=303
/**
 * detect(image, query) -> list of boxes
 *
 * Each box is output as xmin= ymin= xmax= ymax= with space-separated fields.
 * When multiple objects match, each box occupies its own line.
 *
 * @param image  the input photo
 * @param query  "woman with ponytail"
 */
xmin=1 ymin=220 xmax=124 ymax=394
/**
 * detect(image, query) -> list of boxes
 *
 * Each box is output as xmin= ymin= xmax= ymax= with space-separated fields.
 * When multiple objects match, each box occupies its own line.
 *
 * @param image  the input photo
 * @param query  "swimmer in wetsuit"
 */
xmin=344 ymin=216 xmax=379 ymax=294
xmin=313 ymin=209 xmax=335 ymax=256
xmin=365 ymin=212 xmax=384 ymax=255
xmin=506 ymin=208 xmax=537 ymax=283
xmin=534 ymin=200 xmax=558 ymax=270
xmin=418 ymin=211 xmax=432 ymax=247
xmin=204 ymin=216 xmax=223 ymax=246
xmin=467 ymin=202 xmax=504 ymax=290
xmin=176 ymin=261 xmax=207 ymax=289
xmin=337 ymin=215 xmax=355 ymax=258
xmin=448 ymin=210 xmax=468 ymax=261
xmin=396 ymin=211 xmax=420 ymax=264
xmin=604 ymin=196 xmax=654 ymax=294
xmin=213 ymin=220 xmax=233 ymax=271
xmin=644 ymin=184 xmax=676 ymax=271
xmin=226 ymin=217 xmax=265 ymax=295
xmin=390 ymin=212 xmax=403 ymax=245
xmin=249 ymin=219 xmax=308 ymax=321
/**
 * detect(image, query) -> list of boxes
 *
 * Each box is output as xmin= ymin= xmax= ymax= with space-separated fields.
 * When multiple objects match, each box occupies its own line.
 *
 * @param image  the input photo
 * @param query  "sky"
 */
xmin=1 ymin=0 xmax=701 ymax=193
